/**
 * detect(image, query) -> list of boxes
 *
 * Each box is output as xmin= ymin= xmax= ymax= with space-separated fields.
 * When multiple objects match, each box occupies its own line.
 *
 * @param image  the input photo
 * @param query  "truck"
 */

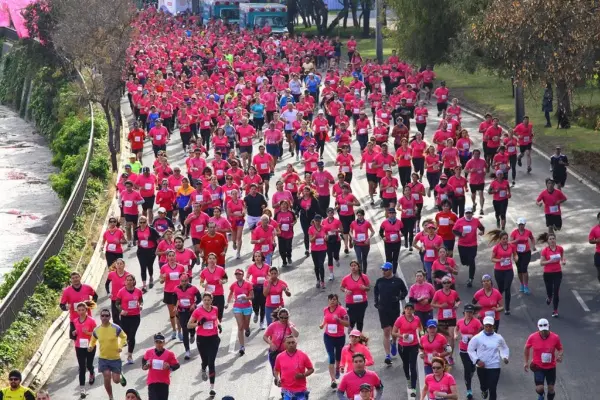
xmin=200 ymin=0 xmax=249 ymax=25
xmin=239 ymin=3 xmax=288 ymax=33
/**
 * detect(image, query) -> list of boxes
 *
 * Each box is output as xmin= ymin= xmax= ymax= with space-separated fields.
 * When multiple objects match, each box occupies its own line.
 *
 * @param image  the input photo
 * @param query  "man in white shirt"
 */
xmin=467 ymin=316 xmax=509 ymax=400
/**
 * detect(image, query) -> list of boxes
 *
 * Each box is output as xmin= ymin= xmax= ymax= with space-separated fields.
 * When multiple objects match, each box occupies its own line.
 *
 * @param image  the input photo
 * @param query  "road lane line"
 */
xmin=322 ymin=144 xmax=423 ymax=398
xmin=572 ymin=290 xmax=590 ymax=311
xmin=228 ymin=322 xmax=238 ymax=353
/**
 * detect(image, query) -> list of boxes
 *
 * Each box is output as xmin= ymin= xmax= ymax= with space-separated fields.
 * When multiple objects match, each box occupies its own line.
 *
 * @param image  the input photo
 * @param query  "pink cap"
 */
xmin=349 ymin=329 xmax=362 ymax=337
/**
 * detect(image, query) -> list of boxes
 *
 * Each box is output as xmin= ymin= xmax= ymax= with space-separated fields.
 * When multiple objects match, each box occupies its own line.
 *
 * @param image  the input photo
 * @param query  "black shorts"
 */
xmin=192 ymin=238 xmax=201 ymax=246
xmin=437 ymin=102 xmax=447 ymax=112
xmin=142 ymin=196 xmax=155 ymax=211
xmin=545 ymin=214 xmax=562 ymax=230
xmin=239 ymin=145 xmax=253 ymax=154
xmin=163 ymin=292 xmax=177 ymax=305
xmin=380 ymin=197 xmax=396 ymax=209
xmin=485 ymin=146 xmax=498 ymax=158
xmin=339 ymin=214 xmax=355 ymax=235
xmin=378 ymin=306 xmax=400 ymax=329
xmin=533 ymin=367 xmax=556 ymax=386
xmin=443 ymin=239 xmax=455 ymax=252
xmin=260 ymin=173 xmax=271 ymax=182
xmin=132 ymin=148 xmax=143 ymax=154
xmin=552 ymin=172 xmax=567 ymax=187
xmin=423 ymin=82 xmax=433 ymax=90
xmin=125 ymin=214 xmax=139 ymax=224
xmin=519 ymin=143 xmax=532 ymax=153
xmin=469 ymin=183 xmax=485 ymax=192
xmin=366 ymin=173 xmax=379 ymax=184
xmin=516 ymin=251 xmax=531 ymax=274
xmin=437 ymin=318 xmax=457 ymax=328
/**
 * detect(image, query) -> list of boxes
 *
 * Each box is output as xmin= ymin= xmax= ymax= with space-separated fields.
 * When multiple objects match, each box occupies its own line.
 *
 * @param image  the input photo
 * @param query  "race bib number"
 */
xmin=550 ymin=254 xmax=561 ymax=262
xmin=124 ymin=200 xmax=133 ymax=207
xmin=499 ymin=190 xmax=507 ymax=198
xmin=195 ymin=195 xmax=204 ymax=202
xmin=260 ymin=163 xmax=268 ymax=170
xmin=442 ymin=309 xmax=453 ymax=319
xmin=327 ymin=324 xmax=338 ymax=334
xmin=287 ymin=183 xmax=294 ymax=189
xmin=508 ymin=146 xmax=516 ymax=152
xmin=405 ymin=209 xmax=413 ymax=216
xmin=485 ymin=311 xmax=495 ymax=318
xmin=461 ymin=335 xmax=472 ymax=344
xmin=359 ymin=129 xmax=366 ymax=134
xmin=456 ymin=187 xmax=463 ymax=194
xmin=206 ymin=284 xmax=216 ymax=293
xmin=270 ymin=295 xmax=281 ymax=304
xmin=356 ymin=233 xmax=366 ymax=242
xmin=340 ymin=205 xmax=349 ymax=212
xmin=315 ymin=238 xmax=325 ymax=245
xmin=261 ymin=244 xmax=270 ymax=252
xmin=257 ymin=277 xmax=265 ymax=284
xmin=134 ymin=136 xmax=141 ymax=142
xmin=140 ymin=240 xmax=149 ymax=247
xmin=128 ymin=300 xmax=138 ymax=309
xmin=439 ymin=218 xmax=449 ymax=226
xmin=500 ymin=258 xmax=511 ymax=266
xmin=352 ymin=294 xmax=364 ymax=303
xmin=180 ymin=299 xmax=191 ymax=307
xmin=541 ymin=353 xmax=552 ymax=364
xmin=342 ymin=166 xmax=350 ymax=173
xmin=152 ymin=359 xmax=164 ymax=370
xmin=79 ymin=338 xmax=89 ymax=347
xmin=202 ymin=321 xmax=214 ymax=330
xmin=426 ymin=249 xmax=435 ymax=258
xmin=463 ymin=225 xmax=472 ymax=234
xmin=195 ymin=224 xmax=204 ymax=232
xmin=155 ymin=134 xmax=162 ymax=140
xmin=169 ymin=272 xmax=180 ymax=280
xmin=412 ymin=193 xmax=420 ymax=200
xmin=144 ymin=183 xmax=152 ymax=190
xmin=517 ymin=244 xmax=526 ymax=252
xmin=107 ymin=244 xmax=117 ymax=251
xmin=386 ymin=187 xmax=394 ymax=193
xmin=390 ymin=233 xmax=399 ymax=241
xmin=281 ymin=224 xmax=290 ymax=232
xmin=403 ymin=334 xmax=414 ymax=343
xmin=549 ymin=205 xmax=559 ymax=213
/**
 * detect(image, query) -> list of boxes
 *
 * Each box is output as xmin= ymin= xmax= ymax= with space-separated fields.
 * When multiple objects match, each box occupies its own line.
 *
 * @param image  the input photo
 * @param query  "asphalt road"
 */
xmin=46 ymin=94 xmax=600 ymax=400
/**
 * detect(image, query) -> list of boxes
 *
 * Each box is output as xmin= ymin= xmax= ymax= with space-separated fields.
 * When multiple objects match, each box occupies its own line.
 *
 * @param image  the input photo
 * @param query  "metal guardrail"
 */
xmin=0 ymin=34 xmax=95 ymax=333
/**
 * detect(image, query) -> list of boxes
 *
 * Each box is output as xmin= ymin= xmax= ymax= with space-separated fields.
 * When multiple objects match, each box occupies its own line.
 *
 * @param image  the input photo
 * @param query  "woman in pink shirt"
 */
xmin=392 ymin=303 xmax=422 ymax=395
xmin=72 ymin=302 xmax=97 ymax=395
xmin=421 ymin=357 xmax=458 ymax=400
xmin=263 ymin=307 xmax=299 ymax=372
xmin=510 ymin=218 xmax=536 ymax=294
xmin=472 ymin=274 xmax=504 ymax=332
xmin=538 ymin=232 xmax=566 ymax=318
xmin=488 ymin=230 xmax=518 ymax=315
xmin=336 ymin=183 xmax=360 ymax=253
xmin=322 ymin=208 xmax=343 ymax=280
xmin=226 ymin=189 xmax=246 ymax=258
xmin=488 ymin=170 xmax=511 ymax=230
xmin=309 ymin=214 xmax=329 ymax=289
xmin=339 ymin=330 xmax=374 ymax=374
xmin=408 ymin=270 xmax=436 ymax=325
xmin=271 ymin=181 xmax=294 ymax=214
xmin=105 ymin=258 xmax=129 ymax=326
xmin=227 ymin=268 xmax=254 ymax=356
xmin=319 ymin=293 xmax=349 ymax=388
xmin=246 ymin=251 xmax=270 ymax=329
xmin=160 ymin=250 xmax=186 ymax=339
xmin=115 ymin=275 xmax=144 ymax=364
xmin=263 ymin=267 xmax=292 ymax=325
xmin=102 ymin=217 xmax=127 ymax=267
xmin=340 ymin=260 xmax=371 ymax=332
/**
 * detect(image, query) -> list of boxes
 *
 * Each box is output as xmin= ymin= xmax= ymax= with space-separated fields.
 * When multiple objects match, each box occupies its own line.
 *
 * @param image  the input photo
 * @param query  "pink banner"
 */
xmin=0 ymin=0 xmax=37 ymax=38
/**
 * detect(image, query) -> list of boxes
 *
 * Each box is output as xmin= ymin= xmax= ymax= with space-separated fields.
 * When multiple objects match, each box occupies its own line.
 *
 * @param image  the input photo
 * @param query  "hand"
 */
xmin=419 ymin=352 xmax=425 ymax=359
xmin=118 ymin=348 xmax=122 ymax=353
xmin=120 ymin=310 xmax=128 ymax=316
xmin=142 ymin=364 xmax=150 ymax=371
xmin=71 ymin=330 xmax=77 ymax=337
xmin=294 ymin=373 xmax=305 ymax=379
xmin=163 ymin=362 xmax=171 ymax=370
xmin=524 ymin=363 xmax=529 ymax=372
xmin=476 ymin=360 xmax=485 ymax=368
xmin=224 ymin=303 xmax=229 ymax=309
xmin=218 ymin=324 xmax=223 ymax=334
xmin=199 ymin=318 xmax=207 ymax=325
xmin=557 ymin=355 xmax=563 ymax=363
xmin=503 ymin=358 xmax=509 ymax=365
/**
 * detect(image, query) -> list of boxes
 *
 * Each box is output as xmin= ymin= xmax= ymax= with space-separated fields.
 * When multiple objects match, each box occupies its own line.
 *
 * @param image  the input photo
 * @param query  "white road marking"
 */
xmin=572 ymin=290 xmax=590 ymax=312
xmin=229 ymin=320 xmax=238 ymax=353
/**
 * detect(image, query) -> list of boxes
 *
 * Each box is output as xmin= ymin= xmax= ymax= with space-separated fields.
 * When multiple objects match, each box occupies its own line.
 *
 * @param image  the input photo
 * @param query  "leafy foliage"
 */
xmin=0 ymin=258 xmax=31 ymax=300
xmin=43 ymin=256 xmax=71 ymax=291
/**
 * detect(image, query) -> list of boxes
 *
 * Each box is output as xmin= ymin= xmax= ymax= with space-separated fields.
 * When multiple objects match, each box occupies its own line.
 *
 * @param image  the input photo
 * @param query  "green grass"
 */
xmin=434 ymin=64 xmax=600 ymax=153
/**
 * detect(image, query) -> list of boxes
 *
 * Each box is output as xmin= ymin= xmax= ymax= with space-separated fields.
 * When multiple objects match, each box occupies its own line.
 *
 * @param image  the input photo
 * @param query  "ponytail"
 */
xmin=537 ymin=232 xmax=555 ymax=243
xmin=486 ymin=229 xmax=507 ymax=244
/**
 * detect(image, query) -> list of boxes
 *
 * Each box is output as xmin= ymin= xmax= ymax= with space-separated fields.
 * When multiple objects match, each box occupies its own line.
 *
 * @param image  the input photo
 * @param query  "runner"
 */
xmin=524 ymin=319 xmax=564 ymax=400
xmin=274 ymin=336 xmax=314 ymax=400
xmin=274 ymin=200 xmax=296 ymax=267
xmin=454 ymin=304 xmax=483 ymax=400
xmin=339 ymin=330 xmax=374 ymax=374
xmin=464 ymin=149 xmax=487 ymax=216
xmin=88 ymin=309 xmax=128 ymax=400
xmin=340 ymin=260 xmax=371 ymax=332
xmin=199 ymin=253 xmax=228 ymax=322
xmin=379 ymin=208 xmax=404 ymax=276
xmin=467 ymin=316 xmax=510 ymax=400
xmin=472 ymin=274 xmax=504 ymax=332
xmin=392 ymin=303 xmax=421 ymax=397
xmin=488 ymin=170 xmax=511 ymax=230
xmin=251 ymin=215 xmax=277 ymax=266
xmin=453 ymin=205 xmax=485 ymax=287
xmin=141 ymin=333 xmax=180 ymax=400
xmin=536 ymin=178 xmax=567 ymax=234
xmin=549 ymin=146 xmax=569 ymax=190
xmin=349 ymin=209 xmax=375 ymax=273
xmin=419 ymin=320 xmax=451 ymax=375
xmin=264 ymin=308 xmax=300 ymax=374
xmin=246 ymin=251 xmax=270 ymax=329
xmin=538 ymin=233 xmax=566 ymax=318
xmin=105 ymin=259 xmax=129 ymax=327
xmin=1 ymin=371 xmax=35 ymax=400
xmin=227 ymin=268 xmax=254 ymax=356
xmin=589 ymin=211 xmax=600 ymax=283
xmin=60 ymin=271 xmax=98 ymax=338
xmin=159 ymin=250 xmax=185 ymax=340
xmin=188 ymin=293 xmax=222 ymax=398
xmin=263 ymin=267 xmax=292 ymax=325
xmin=337 ymin=353 xmax=384 ymax=400
xmin=309 ymin=214 xmax=328 ymax=288
xmin=102 ymin=217 xmax=127 ymax=267
xmin=174 ymin=273 xmax=200 ymax=360
xmin=320 ymin=294 xmax=349 ymax=388
xmin=71 ymin=302 xmax=97 ymax=399
xmin=515 ymin=116 xmax=534 ymax=174
xmin=431 ymin=276 xmax=460 ymax=365
xmin=488 ymin=230 xmax=518 ymax=315
xmin=335 ymin=183 xmax=360 ymax=254
xmin=413 ymin=222 xmax=443 ymax=283
xmin=374 ymin=262 xmax=408 ymax=365
xmin=133 ymin=216 xmax=161 ymax=292
xmin=420 ymin=357 xmax=458 ymax=400
xmin=323 ymin=208 xmax=343 ymax=280
xmin=115 ymin=275 xmax=143 ymax=365
xmin=510 ymin=218 xmax=536 ymax=294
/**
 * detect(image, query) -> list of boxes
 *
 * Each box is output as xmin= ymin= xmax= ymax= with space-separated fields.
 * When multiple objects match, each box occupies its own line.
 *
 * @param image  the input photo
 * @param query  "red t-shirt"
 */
xmin=525 ymin=331 xmax=563 ymax=369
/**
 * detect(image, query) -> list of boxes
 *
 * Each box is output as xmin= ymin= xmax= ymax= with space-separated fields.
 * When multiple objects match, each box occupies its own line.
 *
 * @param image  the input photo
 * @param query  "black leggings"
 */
xmin=312 ymin=250 xmax=326 ymax=283
xmin=179 ymin=208 xmax=191 ymax=236
xmin=384 ymin=242 xmax=402 ymax=275
xmin=300 ymin=215 xmax=311 ymax=251
xmin=460 ymin=351 xmax=476 ymax=390
xmin=136 ymin=247 xmax=156 ymax=282
xmin=177 ymin=310 xmax=195 ymax=352
xmin=212 ymin=295 xmax=225 ymax=322
xmin=494 ymin=269 xmax=514 ymax=311
xmin=398 ymin=166 xmax=412 ymax=188
xmin=346 ymin=301 xmax=368 ymax=332
xmin=120 ymin=314 xmax=141 ymax=354
xmin=75 ymin=346 xmax=95 ymax=386
xmin=492 ymin=199 xmax=508 ymax=223
xmin=326 ymin=240 xmax=341 ymax=267
xmin=252 ymin=286 xmax=266 ymax=322
xmin=543 ymin=272 xmax=562 ymax=310
xmin=316 ymin=137 xmax=326 ymax=158
xmin=200 ymin=129 xmax=211 ymax=150
xmin=509 ymin=155 xmax=517 ymax=181
xmin=477 ymin=368 xmax=501 ymax=400
xmin=111 ymin=300 xmax=121 ymax=327
xmin=412 ymin=158 xmax=424 ymax=176
xmin=197 ymin=334 xmax=220 ymax=384
xmin=278 ymin=237 xmax=293 ymax=262
xmin=401 ymin=218 xmax=415 ymax=248
xmin=318 ymin=195 xmax=330 ymax=215
xmin=452 ymin=196 xmax=466 ymax=218
xmin=148 ymin=383 xmax=169 ymax=400
xmin=399 ymin=344 xmax=419 ymax=390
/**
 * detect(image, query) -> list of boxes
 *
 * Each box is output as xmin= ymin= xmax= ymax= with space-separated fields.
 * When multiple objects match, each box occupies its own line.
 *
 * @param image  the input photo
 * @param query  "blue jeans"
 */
xmin=423 ymin=260 xmax=433 ymax=283
xmin=265 ymin=253 xmax=273 ymax=266
xmin=282 ymin=390 xmax=309 ymax=400
xmin=265 ymin=306 xmax=276 ymax=325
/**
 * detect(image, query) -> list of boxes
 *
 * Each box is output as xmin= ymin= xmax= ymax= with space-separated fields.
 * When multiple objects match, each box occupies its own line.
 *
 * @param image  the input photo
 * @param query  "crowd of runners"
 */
xmin=6 ymin=5 xmax=600 ymax=400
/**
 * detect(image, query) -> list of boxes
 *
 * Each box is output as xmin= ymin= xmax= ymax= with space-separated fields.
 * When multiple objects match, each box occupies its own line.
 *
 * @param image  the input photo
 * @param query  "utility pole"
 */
xmin=375 ymin=0 xmax=383 ymax=64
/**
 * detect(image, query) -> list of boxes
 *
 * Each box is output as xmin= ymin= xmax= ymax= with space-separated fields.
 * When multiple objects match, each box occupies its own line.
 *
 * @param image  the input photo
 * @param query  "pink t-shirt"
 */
xmin=322 ymin=217 xmax=342 ymax=242
xmin=456 ymin=317 xmax=482 ymax=352
xmin=589 ymin=225 xmax=600 ymax=253
xmin=339 ymin=343 xmax=374 ymax=373
xmin=135 ymin=174 xmax=157 ymax=197
xmin=160 ymin=263 xmax=186 ymax=293
xmin=230 ymin=280 xmax=253 ymax=309
xmin=322 ymin=305 xmax=348 ymax=337
xmin=341 ymin=273 xmax=370 ymax=304
xmin=143 ymin=348 xmax=179 ymax=385
xmin=265 ymin=321 xmax=296 ymax=352
xmin=272 ymin=190 xmax=294 ymax=211
xmin=490 ymin=179 xmax=510 ymax=201
xmin=191 ymin=306 xmax=219 ymax=336
xmin=115 ymin=287 xmax=143 ymax=316
xmin=253 ymin=153 xmax=274 ymax=175
xmin=536 ymin=189 xmax=567 ymax=215
xmin=350 ymin=219 xmax=372 ymax=246
xmin=309 ymin=225 xmax=328 ymax=251
xmin=394 ymin=315 xmax=422 ymax=346
xmin=424 ymin=372 xmax=456 ymax=399
xmin=409 ymin=282 xmax=435 ymax=312
xmin=541 ymin=246 xmax=564 ymax=273
xmin=525 ymin=331 xmax=563 ymax=369
xmin=275 ymin=211 xmax=295 ymax=239
xmin=415 ymin=233 xmax=443 ymax=262
xmin=336 ymin=193 xmax=358 ymax=216
xmin=432 ymin=289 xmax=460 ymax=320
xmin=121 ymin=190 xmax=143 ymax=215
xmin=420 ymin=333 xmax=448 ymax=365
xmin=61 ymin=284 xmax=95 ymax=320
xmin=381 ymin=219 xmax=404 ymax=243
xmin=275 ymin=350 xmax=313 ymax=392
xmin=252 ymin=224 xmax=276 ymax=255
xmin=265 ymin=279 xmax=288 ymax=307
xmin=312 ymin=170 xmax=334 ymax=196
xmin=473 ymin=288 xmax=503 ymax=321
xmin=104 ymin=229 xmax=125 ymax=254
xmin=107 ymin=271 xmax=129 ymax=301
xmin=492 ymin=243 xmax=515 ymax=271
xmin=454 ymin=217 xmax=482 ymax=247
xmin=72 ymin=316 xmax=97 ymax=348
xmin=200 ymin=266 xmax=227 ymax=296
xmin=246 ymin=263 xmax=270 ymax=286
xmin=338 ymin=369 xmax=382 ymax=399
xmin=465 ymin=158 xmax=487 ymax=185
xmin=510 ymin=228 xmax=534 ymax=253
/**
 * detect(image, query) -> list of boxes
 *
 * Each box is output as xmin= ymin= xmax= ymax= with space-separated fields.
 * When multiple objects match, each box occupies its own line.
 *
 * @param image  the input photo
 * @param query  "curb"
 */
xmin=21 ymin=101 xmax=131 ymax=389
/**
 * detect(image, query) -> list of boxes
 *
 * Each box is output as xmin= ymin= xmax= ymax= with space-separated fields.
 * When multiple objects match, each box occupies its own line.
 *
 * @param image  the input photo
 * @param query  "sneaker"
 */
xmin=537 ymin=394 xmax=544 ymax=400
xmin=344 ymin=248 xmax=349 ymax=255
xmin=519 ymin=284 xmax=525 ymax=293
xmin=329 ymin=273 xmax=334 ymax=281
xmin=409 ymin=247 xmax=413 ymax=252
xmin=141 ymin=286 xmax=147 ymax=294
xmin=512 ymin=180 xmax=515 ymax=187
xmin=80 ymin=388 xmax=87 ymax=399
xmin=472 ymin=203 xmax=477 ymax=213
xmin=320 ymin=281 xmax=326 ymax=289
xmin=305 ymin=250 xmax=310 ymax=257
xmin=546 ymin=297 xmax=552 ymax=305
xmin=232 ymin=242 xmax=237 ymax=250
xmin=88 ymin=372 xmax=95 ymax=385
xmin=178 ymin=331 xmax=183 ymax=341
xmin=504 ymin=310 xmax=511 ymax=316
xmin=170 ymin=331 xmax=177 ymax=340
xmin=253 ymin=314 xmax=258 ymax=323
xmin=119 ymin=374 xmax=127 ymax=387
xmin=202 ymin=368 xmax=208 ymax=381
xmin=482 ymin=389 xmax=488 ymax=399
xmin=260 ymin=320 xmax=266 ymax=330
xmin=496 ymin=219 xmax=500 ymax=228
xmin=330 ymin=380 xmax=337 ymax=389
xmin=527 ymin=166 xmax=532 ymax=174
xmin=524 ymin=286 xmax=531 ymax=295
xmin=184 ymin=351 xmax=191 ymax=360
xmin=466 ymin=389 xmax=473 ymax=399
xmin=466 ymin=279 xmax=473 ymax=288
xmin=209 ymin=389 xmax=216 ymax=397
xmin=236 ymin=251 xmax=241 ymax=259
xmin=148 ymin=278 xmax=154 ymax=289
xmin=370 ymin=199 xmax=375 ymax=206
xmin=448 ymin=356 xmax=455 ymax=366
xmin=391 ymin=339 xmax=398 ymax=356
xmin=239 ymin=346 xmax=245 ymax=356
xmin=552 ymin=311 xmax=559 ymax=318
xmin=288 ymin=256 xmax=293 ymax=264
xmin=384 ymin=355 xmax=392 ymax=365
xmin=126 ymin=356 xmax=134 ymax=365
xmin=127 ymin=241 xmax=132 ymax=249
xmin=335 ymin=259 xmax=340 ymax=267
xmin=517 ymin=156 xmax=522 ymax=167
xmin=480 ymin=210 xmax=484 ymax=216
xmin=316 ymin=281 xmax=321 ymax=288
xmin=335 ymin=369 xmax=340 ymax=380
xmin=410 ymin=388 xmax=417 ymax=397
xmin=282 ymin=261 xmax=288 ymax=268
xmin=245 ymin=328 xmax=251 ymax=337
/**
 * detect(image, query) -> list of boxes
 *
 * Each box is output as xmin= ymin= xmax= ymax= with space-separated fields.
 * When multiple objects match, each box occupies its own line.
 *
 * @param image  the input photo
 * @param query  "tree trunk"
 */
xmin=361 ymin=0 xmax=371 ymax=37
xmin=326 ymin=7 xmax=349 ymax=34
xmin=287 ymin=0 xmax=296 ymax=34
xmin=381 ymin=2 xmax=387 ymax=26
xmin=556 ymin=80 xmax=571 ymax=116
xmin=102 ymin=101 xmax=118 ymax=172
xmin=350 ymin=0 xmax=359 ymax=27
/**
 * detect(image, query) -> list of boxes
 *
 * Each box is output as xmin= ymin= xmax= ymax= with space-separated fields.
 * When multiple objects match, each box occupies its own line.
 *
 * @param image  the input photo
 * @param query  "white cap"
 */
xmin=537 ymin=318 xmax=550 ymax=331
xmin=465 ymin=205 xmax=473 ymax=213
xmin=517 ymin=217 xmax=526 ymax=225
xmin=482 ymin=316 xmax=495 ymax=326
xmin=318 ymin=110 xmax=324 ymax=114
xmin=157 ymin=207 xmax=166 ymax=213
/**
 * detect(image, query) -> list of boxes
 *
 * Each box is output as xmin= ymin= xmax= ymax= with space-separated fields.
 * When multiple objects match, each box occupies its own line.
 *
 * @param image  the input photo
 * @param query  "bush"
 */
xmin=50 ymin=116 xmax=92 ymax=167
xmin=50 ymin=150 xmax=86 ymax=200
xmin=43 ymin=256 xmax=71 ymax=291
xmin=573 ymin=105 xmax=600 ymax=130
xmin=0 ymin=258 xmax=30 ymax=300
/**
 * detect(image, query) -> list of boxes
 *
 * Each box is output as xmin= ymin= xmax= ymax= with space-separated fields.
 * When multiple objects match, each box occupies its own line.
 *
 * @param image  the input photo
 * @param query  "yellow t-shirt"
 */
xmin=89 ymin=323 xmax=127 ymax=360
xmin=0 ymin=386 xmax=35 ymax=400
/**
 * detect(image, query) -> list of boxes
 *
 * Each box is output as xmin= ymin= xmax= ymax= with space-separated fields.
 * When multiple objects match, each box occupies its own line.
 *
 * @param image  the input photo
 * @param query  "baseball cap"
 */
xmin=517 ymin=217 xmax=526 ymax=225
xmin=426 ymin=319 xmax=437 ymax=328
xmin=483 ymin=316 xmax=495 ymax=326
xmin=465 ymin=205 xmax=473 ymax=213
xmin=317 ymin=161 xmax=325 ymax=167
xmin=349 ymin=329 xmax=362 ymax=337
xmin=440 ymin=174 xmax=448 ymax=180
xmin=157 ymin=207 xmax=166 ymax=213
xmin=464 ymin=304 xmax=475 ymax=312
xmin=154 ymin=333 xmax=166 ymax=342
xmin=359 ymin=383 xmax=372 ymax=391
xmin=387 ymin=208 xmax=396 ymax=213
xmin=313 ymin=214 xmax=323 ymax=221
xmin=380 ymin=262 xmax=393 ymax=271
xmin=537 ymin=318 xmax=550 ymax=331
xmin=142 ymin=166 xmax=150 ymax=173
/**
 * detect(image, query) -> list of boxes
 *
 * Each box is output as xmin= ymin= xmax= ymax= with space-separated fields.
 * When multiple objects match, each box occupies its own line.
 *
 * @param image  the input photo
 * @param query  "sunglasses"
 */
xmin=109 ymin=220 xmax=117 ymax=223
xmin=432 ymin=366 xmax=442 ymax=370
xmin=139 ymin=221 xmax=147 ymax=224
xmin=234 ymin=273 xmax=243 ymax=276
xmin=442 ymin=282 xmax=452 ymax=285
xmin=278 ymin=316 xmax=289 ymax=319
xmin=539 ymin=324 xmax=549 ymax=327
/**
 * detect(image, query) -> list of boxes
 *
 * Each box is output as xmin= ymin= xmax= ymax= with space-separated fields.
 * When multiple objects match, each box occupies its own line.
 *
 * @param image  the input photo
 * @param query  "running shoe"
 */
xmin=316 ymin=281 xmax=321 ymax=288
xmin=410 ymin=388 xmax=417 ymax=398
xmin=119 ymin=374 xmax=127 ymax=387
xmin=330 ymin=381 xmax=337 ymax=389
xmin=88 ymin=372 xmax=95 ymax=385
xmin=148 ymin=278 xmax=154 ymax=289
xmin=391 ymin=339 xmax=397 ymax=356
xmin=505 ymin=310 xmax=511 ymax=315
xmin=320 ymin=281 xmax=326 ymax=289
xmin=466 ymin=279 xmax=473 ymax=288
xmin=329 ymin=273 xmax=334 ymax=281
xmin=209 ymin=389 xmax=216 ymax=397
xmin=552 ymin=311 xmax=559 ymax=318
xmin=190 ymin=334 xmax=195 ymax=344
xmin=202 ymin=368 xmax=208 ymax=381
xmin=253 ymin=314 xmax=258 ymax=324
xmin=527 ymin=166 xmax=532 ymax=173
xmin=80 ymin=388 xmax=87 ymax=399
xmin=184 ymin=351 xmax=191 ymax=360
xmin=344 ymin=248 xmax=349 ymax=255
xmin=384 ymin=355 xmax=392 ymax=365
xmin=171 ymin=331 xmax=177 ymax=340
xmin=335 ymin=369 xmax=340 ymax=380
xmin=260 ymin=320 xmax=266 ymax=330
xmin=480 ymin=210 xmax=484 ymax=216
xmin=481 ymin=389 xmax=488 ymax=399
xmin=245 ymin=328 xmax=251 ymax=337
xmin=546 ymin=297 xmax=552 ymax=306
xmin=466 ymin=389 xmax=473 ymax=399
xmin=239 ymin=346 xmax=245 ymax=356
xmin=524 ymin=286 xmax=531 ymax=295
xmin=519 ymin=284 xmax=525 ymax=293
xmin=335 ymin=259 xmax=341 ymax=267
xmin=126 ymin=357 xmax=134 ymax=365
xmin=448 ymin=356 xmax=455 ymax=366
xmin=178 ymin=331 xmax=183 ymax=342
xmin=517 ymin=156 xmax=522 ymax=167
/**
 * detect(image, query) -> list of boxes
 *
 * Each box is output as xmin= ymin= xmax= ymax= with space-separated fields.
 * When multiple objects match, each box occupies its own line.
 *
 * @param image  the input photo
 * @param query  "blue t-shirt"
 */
xmin=251 ymin=103 xmax=265 ymax=119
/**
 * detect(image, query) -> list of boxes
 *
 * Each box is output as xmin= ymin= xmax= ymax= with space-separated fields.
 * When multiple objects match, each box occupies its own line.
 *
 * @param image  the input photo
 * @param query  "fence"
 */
xmin=0 ymin=30 xmax=95 ymax=333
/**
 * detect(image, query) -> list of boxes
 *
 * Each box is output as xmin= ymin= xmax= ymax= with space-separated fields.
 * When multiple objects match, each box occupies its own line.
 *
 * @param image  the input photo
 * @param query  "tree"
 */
xmin=25 ymin=0 xmax=134 ymax=171
xmin=470 ymin=0 xmax=600 ymax=115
